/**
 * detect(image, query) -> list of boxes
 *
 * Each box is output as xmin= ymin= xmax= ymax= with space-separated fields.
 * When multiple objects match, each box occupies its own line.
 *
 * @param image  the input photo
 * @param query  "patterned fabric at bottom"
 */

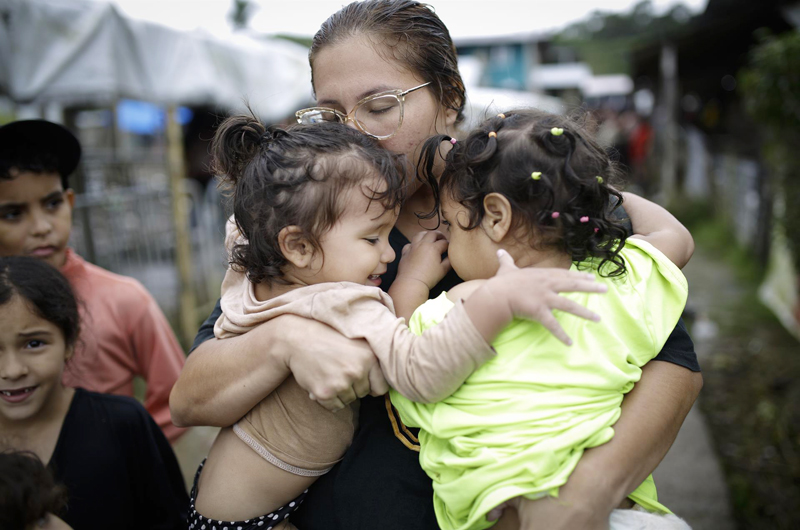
xmin=187 ymin=459 xmax=307 ymax=530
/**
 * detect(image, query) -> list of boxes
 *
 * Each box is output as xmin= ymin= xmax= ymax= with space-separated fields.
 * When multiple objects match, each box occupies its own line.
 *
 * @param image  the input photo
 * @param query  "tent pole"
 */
xmin=166 ymin=105 xmax=197 ymax=348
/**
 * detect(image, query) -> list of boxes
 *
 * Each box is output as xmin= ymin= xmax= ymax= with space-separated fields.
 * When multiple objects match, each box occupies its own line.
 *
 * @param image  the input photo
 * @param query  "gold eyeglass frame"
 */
xmin=295 ymin=82 xmax=432 ymax=140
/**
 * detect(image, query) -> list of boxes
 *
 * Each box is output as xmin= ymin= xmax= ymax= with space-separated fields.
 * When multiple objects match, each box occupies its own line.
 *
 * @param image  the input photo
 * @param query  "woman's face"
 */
xmin=0 ymin=295 xmax=71 ymax=427
xmin=312 ymin=35 xmax=457 ymax=172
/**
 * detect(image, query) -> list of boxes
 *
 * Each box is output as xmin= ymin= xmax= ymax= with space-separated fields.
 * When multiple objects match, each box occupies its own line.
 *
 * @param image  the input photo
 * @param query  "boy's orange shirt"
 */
xmin=60 ymin=248 xmax=186 ymax=442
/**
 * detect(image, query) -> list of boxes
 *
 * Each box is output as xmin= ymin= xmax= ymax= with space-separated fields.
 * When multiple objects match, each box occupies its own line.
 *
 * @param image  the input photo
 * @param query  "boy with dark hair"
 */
xmin=0 ymin=119 xmax=186 ymax=442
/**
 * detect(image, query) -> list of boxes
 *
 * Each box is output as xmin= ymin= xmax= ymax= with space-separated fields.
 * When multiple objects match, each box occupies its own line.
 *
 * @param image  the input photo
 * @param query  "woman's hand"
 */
xmin=465 ymin=250 xmax=606 ymax=346
xmin=489 ymin=495 xmax=612 ymax=530
xmin=170 ymin=314 xmax=388 ymax=425
xmin=283 ymin=316 xmax=389 ymax=412
xmin=395 ymin=230 xmax=451 ymax=290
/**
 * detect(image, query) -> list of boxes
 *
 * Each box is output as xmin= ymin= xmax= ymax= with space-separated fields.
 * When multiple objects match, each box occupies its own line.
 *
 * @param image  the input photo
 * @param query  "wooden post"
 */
xmin=166 ymin=105 xmax=197 ymax=347
xmin=660 ymin=42 xmax=678 ymax=206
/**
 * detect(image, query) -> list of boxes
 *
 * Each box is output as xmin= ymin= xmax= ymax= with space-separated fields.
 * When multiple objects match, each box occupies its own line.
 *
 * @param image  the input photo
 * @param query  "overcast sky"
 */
xmin=96 ymin=0 xmax=709 ymax=39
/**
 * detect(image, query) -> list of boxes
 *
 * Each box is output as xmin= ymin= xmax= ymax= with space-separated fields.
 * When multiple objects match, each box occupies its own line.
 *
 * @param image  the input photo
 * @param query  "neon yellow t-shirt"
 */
xmin=390 ymin=238 xmax=689 ymax=530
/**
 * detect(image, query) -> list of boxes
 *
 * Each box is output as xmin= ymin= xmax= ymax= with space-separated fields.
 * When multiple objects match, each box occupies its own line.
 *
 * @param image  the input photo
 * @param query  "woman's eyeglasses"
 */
xmin=295 ymin=82 xmax=432 ymax=140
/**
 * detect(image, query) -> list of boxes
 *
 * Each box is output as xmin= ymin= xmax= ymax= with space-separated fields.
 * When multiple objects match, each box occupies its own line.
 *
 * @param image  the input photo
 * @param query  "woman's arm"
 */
xmin=623 ymin=192 xmax=695 ymax=268
xmin=169 ymin=313 xmax=386 ymax=427
xmin=502 ymin=361 xmax=703 ymax=529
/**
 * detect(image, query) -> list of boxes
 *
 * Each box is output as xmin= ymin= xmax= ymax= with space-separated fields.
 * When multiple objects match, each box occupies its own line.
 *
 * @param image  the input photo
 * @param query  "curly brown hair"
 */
xmin=212 ymin=117 xmax=408 ymax=285
xmin=419 ymin=109 xmax=629 ymax=277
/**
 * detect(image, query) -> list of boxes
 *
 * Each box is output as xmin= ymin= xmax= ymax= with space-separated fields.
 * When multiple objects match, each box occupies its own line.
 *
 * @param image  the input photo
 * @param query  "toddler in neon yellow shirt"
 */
xmin=389 ymin=110 xmax=693 ymax=530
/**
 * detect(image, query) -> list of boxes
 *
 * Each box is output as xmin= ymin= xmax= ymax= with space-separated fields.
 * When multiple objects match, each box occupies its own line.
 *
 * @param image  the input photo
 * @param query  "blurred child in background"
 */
xmin=0 ymin=255 xmax=187 ymax=529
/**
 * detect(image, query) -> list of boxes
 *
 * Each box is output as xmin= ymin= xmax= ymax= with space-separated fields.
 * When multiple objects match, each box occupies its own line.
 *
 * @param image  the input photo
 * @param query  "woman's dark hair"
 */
xmin=212 ymin=116 xmax=407 ymax=285
xmin=309 ymin=0 xmax=466 ymax=126
xmin=0 ymin=257 xmax=80 ymax=346
xmin=0 ymin=451 xmax=68 ymax=529
xmin=420 ymin=109 xmax=629 ymax=277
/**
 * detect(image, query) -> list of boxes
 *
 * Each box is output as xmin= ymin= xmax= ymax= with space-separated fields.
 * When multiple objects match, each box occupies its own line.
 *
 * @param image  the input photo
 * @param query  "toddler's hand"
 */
xmin=396 ymin=230 xmax=451 ymax=291
xmin=487 ymin=249 xmax=607 ymax=346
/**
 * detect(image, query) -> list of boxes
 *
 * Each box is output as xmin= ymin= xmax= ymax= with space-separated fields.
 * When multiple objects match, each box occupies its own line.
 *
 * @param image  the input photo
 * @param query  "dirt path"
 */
xmin=652 ymin=247 xmax=737 ymax=529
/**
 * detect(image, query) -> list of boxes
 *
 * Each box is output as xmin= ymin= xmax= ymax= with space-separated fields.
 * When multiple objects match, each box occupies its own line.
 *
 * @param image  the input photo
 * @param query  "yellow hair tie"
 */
xmin=531 ymin=172 xmax=542 ymax=180
xmin=497 ymin=113 xmax=506 ymax=119
xmin=551 ymin=127 xmax=564 ymax=136
xmin=596 ymin=176 xmax=604 ymax=184
xmin=488 ymin=131 xmax=497 ymax=138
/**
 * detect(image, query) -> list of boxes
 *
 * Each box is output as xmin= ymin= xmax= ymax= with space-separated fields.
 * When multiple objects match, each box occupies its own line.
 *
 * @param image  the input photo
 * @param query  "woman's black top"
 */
xmin=48 ymin=388 xmax=188 ymax=530
xmin=191 ymin=226 xmax=700 ymax=530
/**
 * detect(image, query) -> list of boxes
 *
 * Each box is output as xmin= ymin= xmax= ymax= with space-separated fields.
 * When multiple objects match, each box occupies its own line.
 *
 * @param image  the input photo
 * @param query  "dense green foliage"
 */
xmin=740 ymin=31 xmax=800 ymax=271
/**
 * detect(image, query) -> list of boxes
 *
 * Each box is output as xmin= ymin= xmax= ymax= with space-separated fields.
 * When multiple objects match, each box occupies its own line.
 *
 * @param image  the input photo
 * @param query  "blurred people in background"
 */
xmin=0 ymin=120 xmax=186 ymax=442
xmin=0 ymin=256 xmax=187 ymax=529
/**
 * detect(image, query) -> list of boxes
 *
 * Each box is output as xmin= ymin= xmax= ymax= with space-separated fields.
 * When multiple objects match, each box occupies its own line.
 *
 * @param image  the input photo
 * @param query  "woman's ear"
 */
xmin=64 ymin=345 xmax=75 ymax=362
xmin=481 ymin=193 xmax=513 ymax=243
xmin=278 ymin=226 xmax=315 ymax=269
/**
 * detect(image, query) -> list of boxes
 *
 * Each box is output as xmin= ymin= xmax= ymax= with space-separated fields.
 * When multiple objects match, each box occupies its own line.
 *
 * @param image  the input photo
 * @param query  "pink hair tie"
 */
xmin=551 ymin=212 xmax=560 ymax=219
xmin=594 ymin=227 xmax=600 ymax=233
xmin=450 ymin=138 xmax=457 ymax=145
xmin=580 ymin=216 xmax=589 ymax=223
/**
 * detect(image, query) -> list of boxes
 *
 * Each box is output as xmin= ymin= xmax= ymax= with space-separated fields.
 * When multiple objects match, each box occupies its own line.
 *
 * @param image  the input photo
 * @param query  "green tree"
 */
xmin=740 ymin=31 xmax=800 ymax=271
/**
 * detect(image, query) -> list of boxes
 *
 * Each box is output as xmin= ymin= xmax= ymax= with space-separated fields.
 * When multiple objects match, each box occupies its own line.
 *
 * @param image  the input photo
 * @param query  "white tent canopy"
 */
xmin=0 ymin=0 xmax=313 ymax=121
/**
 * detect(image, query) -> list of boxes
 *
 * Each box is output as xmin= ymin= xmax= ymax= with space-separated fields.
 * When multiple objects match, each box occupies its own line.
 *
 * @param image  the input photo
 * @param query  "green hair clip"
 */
xmin=550 ymin=127 xmax=564 ymax=136
xmin=531 ymin=172 xmax=542 ymax=180
xmin=596 ymin=176 xmax=604 ymax=184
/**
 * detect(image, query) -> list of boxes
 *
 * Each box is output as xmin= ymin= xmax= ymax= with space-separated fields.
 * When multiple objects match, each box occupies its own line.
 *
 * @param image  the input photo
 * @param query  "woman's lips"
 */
xmin=0 ymin=386 xmax=38 ymax=404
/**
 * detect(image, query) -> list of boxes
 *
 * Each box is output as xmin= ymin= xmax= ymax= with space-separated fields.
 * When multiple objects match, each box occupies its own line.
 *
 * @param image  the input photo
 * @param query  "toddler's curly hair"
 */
xmin=420 ymin=109 xmax=628 ymax=276
xmin=213 ymin=117 xmax=408 ymax=285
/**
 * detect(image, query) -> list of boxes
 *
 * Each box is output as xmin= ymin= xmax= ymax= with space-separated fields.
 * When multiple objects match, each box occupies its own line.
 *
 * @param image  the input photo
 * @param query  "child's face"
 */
xmin=0 ymin=170 xmax=74 ymax=268
xmin=0 ymin=295 xmax=71 ymax=426
xmin=440 ymin=196 xmax=499 ymax=281
xmin=307 ymin=185 xmax=398 ymax=288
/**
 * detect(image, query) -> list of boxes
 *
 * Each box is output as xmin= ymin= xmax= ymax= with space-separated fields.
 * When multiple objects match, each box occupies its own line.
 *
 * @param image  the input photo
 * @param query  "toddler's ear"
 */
xmin=278 ymin=226 xmax=315 ymax=269
xmin=481 ymin=193 xmax=513 ymax=242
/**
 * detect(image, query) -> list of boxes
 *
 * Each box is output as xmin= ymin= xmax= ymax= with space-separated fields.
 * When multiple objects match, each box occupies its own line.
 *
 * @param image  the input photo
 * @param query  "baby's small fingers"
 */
xmin=549 ymin=296 xmax=601 ymax=322
xmin=433 ymin=238 xmax=449 ymax=254
xmin=411 ymin=230 xmax=429 ymax=244
xmin=430 ymin=230 xmax=448 ymax=242
xmin=552 ymin=278 xmax=607 ymax=294
xmin=538 ymin=312 xmax=573 ymax=346
xmin=440 ymin=256 xmax=451 ymax=272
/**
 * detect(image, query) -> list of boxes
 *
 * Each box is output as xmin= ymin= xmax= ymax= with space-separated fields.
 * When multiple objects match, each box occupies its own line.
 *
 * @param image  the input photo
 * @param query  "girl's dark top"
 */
xmin=191 ymin=226 xmax=700 ymax=530
xmin=48 ymin=388 xmax=188 ymax=530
